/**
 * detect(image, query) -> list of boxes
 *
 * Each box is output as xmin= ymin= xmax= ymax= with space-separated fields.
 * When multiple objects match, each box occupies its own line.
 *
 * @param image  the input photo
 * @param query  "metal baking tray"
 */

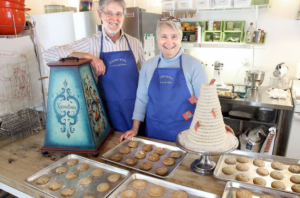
xmin=24 ymin=154 xmax=130 ymax=198
xmin=218 ymin=94 xmax=237 ymax=99
xmin=222 ymin=181 xmax=298 ymax=198
xmin=214 ymin=150 xmax=300 ymax=195
xmin=108 ymin=173 xmax=220 ymax=198
xmin=101 ymin=137 xmax=188 ymax=178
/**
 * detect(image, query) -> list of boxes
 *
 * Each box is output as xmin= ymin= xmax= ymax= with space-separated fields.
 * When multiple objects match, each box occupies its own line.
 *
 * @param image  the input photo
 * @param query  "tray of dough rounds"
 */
xmin=214 ymin=150 xmax=300 ymax=196
xmin=24 ymin=154 xmax=130 ymax=198
xmin=222 ymin=181 xmax=298 ymax=198
xmin=101 ymin=137 xmax=188 ymax=179
xmin=108 ymin=173 xmax=220 ymax=198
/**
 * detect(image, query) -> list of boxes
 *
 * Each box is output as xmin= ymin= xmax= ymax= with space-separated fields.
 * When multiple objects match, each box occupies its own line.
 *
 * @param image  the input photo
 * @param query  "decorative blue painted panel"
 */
xmin=44 ymin=62 xmax=112 ymax=152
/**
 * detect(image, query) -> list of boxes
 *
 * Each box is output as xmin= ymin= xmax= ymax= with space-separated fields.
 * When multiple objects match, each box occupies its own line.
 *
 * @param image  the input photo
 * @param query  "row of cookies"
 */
xmin=109 ymin=141 xmax=183 ymax=176
xmin=35 ymin=158 xmax=124 ymax=197
xmin=119 ymin=179 xmax=190 ymax=198
xmin=235 ymin=189 xmax=274 ymax=198
xmin=220 ymin=155 xmax=300 ymax=193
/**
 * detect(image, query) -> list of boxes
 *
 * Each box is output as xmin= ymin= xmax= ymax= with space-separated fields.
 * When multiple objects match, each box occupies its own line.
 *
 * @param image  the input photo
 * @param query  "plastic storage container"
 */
xmin=162 ymin=0 xmax=175 ymax=10
xmin=214 ymin=0 xmax=232 ymax=7
xmin=177 ymin=0 xmax=193 ymax=9
xmin=234 ymin=0 xmax=251 ymax=6
xmin=223 ymin=21 xmax=245 ymax=32
xmin=194 ymin=0 xmax=211 ymax=8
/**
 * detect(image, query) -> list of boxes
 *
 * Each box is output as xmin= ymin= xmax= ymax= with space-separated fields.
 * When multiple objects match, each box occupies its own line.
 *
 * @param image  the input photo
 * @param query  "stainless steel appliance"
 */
xmin=213 ymin=61 xmax=226 ymax=88
xmin=286 ymin=79 xmax=300 ymax=158
xmin=246 ymin=70 xmax=265 ymax=89
xmin=122 ymin=7 xmax=162 ymax=57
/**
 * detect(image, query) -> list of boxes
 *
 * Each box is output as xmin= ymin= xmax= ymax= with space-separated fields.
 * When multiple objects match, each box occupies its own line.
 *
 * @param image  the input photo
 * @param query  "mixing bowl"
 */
xmin=246 ymin=70 xmax=265 ymax=89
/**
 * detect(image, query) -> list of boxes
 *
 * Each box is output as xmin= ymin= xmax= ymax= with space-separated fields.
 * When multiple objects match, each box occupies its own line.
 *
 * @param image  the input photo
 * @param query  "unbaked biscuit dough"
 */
xmin=66 ymin=171 xmax=78 ymax=180
xmin=97 ymin=183 xmax=111 ymax=192
xmin=121 ymin=190 xmax=137 ymax=198
xmin=271 ymin=181 xmax=286 ymax=190
xmin=236 ymin=173 xmax=249 ymax=182
xmin=222 ymin=167 xmax=235 ymax=175
xmin=148 ymin=186 xmax=164 ymax=197
xmin=132 ymin=179 xmax=147 ymax=189
xmin=77 ymin=163 xmax=90 ymax=172
xmin=67 ymin=159 xmax=79 ymax=166
xmin=235 ymin=189 xmax=252 ymax=198
xmin=61 ymin=187 xmax=75 ymax=197
xmin=36 ymin=175 xmax=51 ymax=185
xmin=224 ymin=157 xmax=237 ymax=164
xmin=253 ymin=159 xmax=265 ymax=167
xmin=253 ymin=177 xmax=267 ymax=186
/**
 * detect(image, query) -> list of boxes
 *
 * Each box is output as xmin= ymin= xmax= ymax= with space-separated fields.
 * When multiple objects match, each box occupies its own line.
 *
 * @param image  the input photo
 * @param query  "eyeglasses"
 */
xmin=159 ymin=16 xmax=180 ymax=23
xmin=102 ymin=10 xmax=124 ymax=18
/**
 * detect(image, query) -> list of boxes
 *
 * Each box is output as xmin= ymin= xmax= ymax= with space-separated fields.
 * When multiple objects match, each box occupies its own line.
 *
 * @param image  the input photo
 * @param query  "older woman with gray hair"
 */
xmin=120 ymin=17 xmax=209 ymax=142
xmin=44 ymin=0 xmax=145 ymax=133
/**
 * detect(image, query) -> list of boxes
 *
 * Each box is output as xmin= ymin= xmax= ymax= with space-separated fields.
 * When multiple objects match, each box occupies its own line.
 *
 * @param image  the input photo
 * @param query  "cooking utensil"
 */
xmin=246 ymin=70 xmax=265 ymax=89
xmin=25 ymin=154 xmax=131 ymax=198
xmin=256 ymin=107 xmax=276 ymax=122
xmin=108 ymin=173 xmax=220 ymax=198
xmin=0 ymin=1 xmax=24 ymax=9
xmin=214 ymin=150 xmax=300 ymax=196
xmin=0 ymin=7 xmax=30 ymax=35
xmin=101 ymin=137 xmax=187 ymax=179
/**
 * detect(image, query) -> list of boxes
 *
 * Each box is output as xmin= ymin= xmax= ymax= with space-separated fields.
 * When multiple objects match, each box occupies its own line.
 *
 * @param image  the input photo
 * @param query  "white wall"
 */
xmin=183 ymin=0 xmax=300 ymax=87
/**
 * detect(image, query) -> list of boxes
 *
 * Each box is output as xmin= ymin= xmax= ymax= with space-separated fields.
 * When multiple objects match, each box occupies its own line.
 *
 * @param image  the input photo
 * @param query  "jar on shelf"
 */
xmin=79 ymin=0 xmax=93 ymax=12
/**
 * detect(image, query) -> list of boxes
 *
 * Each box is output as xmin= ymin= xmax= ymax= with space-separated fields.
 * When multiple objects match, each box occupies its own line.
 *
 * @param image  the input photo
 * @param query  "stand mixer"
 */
xmin=213 ymin=61 xmax=226 ymax=88
xmin=270 ymin=62 xmax=291 ymax=89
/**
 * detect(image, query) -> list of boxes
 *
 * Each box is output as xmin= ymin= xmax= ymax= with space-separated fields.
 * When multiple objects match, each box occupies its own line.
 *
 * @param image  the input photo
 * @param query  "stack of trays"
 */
xmin=214 ymin=150 xmax=300 ymax=195
xmin=24 ymin=154 xmax=130 ymax=198
xmin=101 ymin=137 xmax=188 ymax=178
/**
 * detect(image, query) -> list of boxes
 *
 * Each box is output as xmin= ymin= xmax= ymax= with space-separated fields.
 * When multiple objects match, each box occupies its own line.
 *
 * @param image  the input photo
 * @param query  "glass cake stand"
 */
xmin=175 ymin=129 xmax=239 ymax=176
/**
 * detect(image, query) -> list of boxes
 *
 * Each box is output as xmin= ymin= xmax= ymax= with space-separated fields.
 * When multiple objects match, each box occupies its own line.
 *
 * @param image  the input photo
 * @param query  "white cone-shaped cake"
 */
xmin=187 ymin=83 xmax=227 ymax=145
xmin=177 ymin=83 xmax=238 ymax=153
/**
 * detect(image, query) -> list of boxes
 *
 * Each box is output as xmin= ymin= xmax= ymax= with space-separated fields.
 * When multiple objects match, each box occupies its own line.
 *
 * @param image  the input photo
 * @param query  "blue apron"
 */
xmin=97 ymin=34 xmax=139 ymax=132
xmin=146 ymin=56 xmax=195 ymax=142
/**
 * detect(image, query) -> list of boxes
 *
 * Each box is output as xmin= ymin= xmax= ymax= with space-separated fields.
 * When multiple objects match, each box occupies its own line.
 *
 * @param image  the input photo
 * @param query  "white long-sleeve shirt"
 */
xmin=43 ymin=30 xmax=145 ymax=70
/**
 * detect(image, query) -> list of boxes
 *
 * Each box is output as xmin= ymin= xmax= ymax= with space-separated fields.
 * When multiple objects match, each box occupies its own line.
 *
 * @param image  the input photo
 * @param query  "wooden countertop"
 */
xmin=0 ymin=130 xmax=226 ymax=198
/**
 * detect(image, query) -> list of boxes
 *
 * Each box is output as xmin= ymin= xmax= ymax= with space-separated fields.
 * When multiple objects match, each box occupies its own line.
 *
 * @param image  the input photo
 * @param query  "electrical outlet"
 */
xmin=242 ymin=58 xmax=250 ymax=66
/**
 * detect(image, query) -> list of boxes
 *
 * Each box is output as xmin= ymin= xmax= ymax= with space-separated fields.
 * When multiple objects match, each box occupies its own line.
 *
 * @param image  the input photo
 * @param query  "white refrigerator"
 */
xmin=31 ymin=11 xmax=101 ymax=110
xmin=286 ymin=79 xmax=300 ymax=158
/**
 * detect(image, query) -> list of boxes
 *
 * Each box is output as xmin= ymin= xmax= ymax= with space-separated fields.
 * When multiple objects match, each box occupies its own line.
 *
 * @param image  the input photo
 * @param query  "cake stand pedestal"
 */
xmin=175 ymin=130 xmax=239 ymax=176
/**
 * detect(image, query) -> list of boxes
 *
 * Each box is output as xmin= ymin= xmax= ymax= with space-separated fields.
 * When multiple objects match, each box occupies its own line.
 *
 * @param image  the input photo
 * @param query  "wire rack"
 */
xmin=0 ymin=103 xmax=46 ymax=148
xmin=0 ymin=14 xmax=46 ymax=148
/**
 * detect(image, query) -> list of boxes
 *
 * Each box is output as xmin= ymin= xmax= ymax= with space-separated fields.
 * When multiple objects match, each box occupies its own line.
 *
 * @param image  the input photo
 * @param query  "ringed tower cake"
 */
xmin=177 ymin=83 xmax=238 ymax=152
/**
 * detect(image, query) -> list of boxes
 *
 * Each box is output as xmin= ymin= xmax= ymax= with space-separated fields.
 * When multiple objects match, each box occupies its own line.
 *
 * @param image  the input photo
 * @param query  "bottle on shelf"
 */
xmin=257 ymin=29 xmax=262 ymax=43
xmin=195 ymin=22 xmax=202 ymax=43
xmin=246 ymin=22 xmax=255 ymax=43
xmin=259 ymin=30 xmax=265 ymax=43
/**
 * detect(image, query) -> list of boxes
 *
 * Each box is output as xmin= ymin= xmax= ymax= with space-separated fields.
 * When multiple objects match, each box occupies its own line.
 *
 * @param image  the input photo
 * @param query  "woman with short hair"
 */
xmin=119 ymin=17 xmax=209 ymax=142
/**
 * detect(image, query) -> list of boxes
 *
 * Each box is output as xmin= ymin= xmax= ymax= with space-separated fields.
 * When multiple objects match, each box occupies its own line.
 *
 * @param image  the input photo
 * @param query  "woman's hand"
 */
xmin=91 ymin=57 xmax=106 ymax=76
xmin=119 ymin=128 xmax=138 ymax=143
xmin=225 ymin=125 xmax=235 ymax=135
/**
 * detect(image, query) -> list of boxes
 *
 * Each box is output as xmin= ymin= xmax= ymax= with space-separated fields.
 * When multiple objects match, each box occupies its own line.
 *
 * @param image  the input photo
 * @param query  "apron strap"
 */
xmin=157 ymin=55 xmax=182 ymax=68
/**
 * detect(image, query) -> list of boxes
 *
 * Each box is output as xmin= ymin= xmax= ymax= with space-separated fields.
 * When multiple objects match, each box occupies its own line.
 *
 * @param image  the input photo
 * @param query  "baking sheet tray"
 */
xmin=101 ymin=137 xmax=188 ymax=178
xmin=214 ymin=150 xmax=300 ymax=195
xmin=222 ymin=181 xmax=298 ymax=198
xmin=218 ymin=94 xmax=237 ymax=99
xmin=108 ymin=173 xmax=220 ymax=198
xmin=24 ymin=154 xmax=130 ymax=198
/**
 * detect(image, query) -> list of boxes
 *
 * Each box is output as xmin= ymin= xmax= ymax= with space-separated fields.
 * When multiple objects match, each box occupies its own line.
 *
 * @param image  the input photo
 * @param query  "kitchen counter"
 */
xmin=0 ymin=130 xmax=226 ymax=198
xmin=220 ymin=86 xmax=293 ymax=111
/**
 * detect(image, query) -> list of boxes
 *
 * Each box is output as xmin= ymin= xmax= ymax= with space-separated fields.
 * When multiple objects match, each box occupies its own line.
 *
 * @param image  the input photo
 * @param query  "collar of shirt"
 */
xmin=102 ymin=29 xmax=125 ymax=44
xmin=159 ymin=48 xmax=183 ymax=62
